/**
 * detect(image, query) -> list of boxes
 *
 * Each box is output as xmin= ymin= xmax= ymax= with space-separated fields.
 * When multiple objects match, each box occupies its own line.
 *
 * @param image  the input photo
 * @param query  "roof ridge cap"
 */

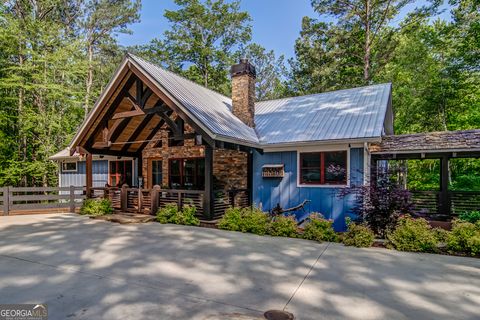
xmin=256 ymin=82 xmax=392 ymax=105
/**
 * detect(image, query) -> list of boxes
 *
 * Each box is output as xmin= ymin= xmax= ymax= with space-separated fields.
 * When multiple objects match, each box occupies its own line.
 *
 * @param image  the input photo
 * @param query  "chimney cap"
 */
xmin=231 ymin=58 xmax=256 ymax=78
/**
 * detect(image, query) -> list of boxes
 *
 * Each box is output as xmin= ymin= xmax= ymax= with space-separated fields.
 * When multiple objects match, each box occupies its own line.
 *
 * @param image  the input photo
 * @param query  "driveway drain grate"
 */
xmin=263 ymin=310 xmax=295 ymax=320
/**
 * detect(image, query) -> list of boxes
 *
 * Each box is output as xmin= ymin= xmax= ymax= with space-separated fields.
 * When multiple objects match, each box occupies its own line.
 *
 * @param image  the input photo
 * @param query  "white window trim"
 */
xmin=296 ymin=146 xmax=350 ymax=188
xmin=62 ymin=161 xmax=78 ymax=173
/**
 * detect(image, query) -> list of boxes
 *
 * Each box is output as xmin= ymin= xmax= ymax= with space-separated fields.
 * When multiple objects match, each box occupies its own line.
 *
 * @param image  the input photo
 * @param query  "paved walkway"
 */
xmin=0 ymin=213 xmax=479 ymax=320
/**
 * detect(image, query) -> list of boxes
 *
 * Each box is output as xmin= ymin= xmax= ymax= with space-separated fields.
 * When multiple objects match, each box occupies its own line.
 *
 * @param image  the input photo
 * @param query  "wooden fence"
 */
xmin=0 ymin=186 xmax=86 ymax=215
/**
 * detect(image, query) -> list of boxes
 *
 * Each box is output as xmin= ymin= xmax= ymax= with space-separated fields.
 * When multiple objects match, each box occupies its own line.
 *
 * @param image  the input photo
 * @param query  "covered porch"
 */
xmin=70 ymin=55 xmax=257 ymax=220
xmin=370 ymin=130 xmax=480 ymax=219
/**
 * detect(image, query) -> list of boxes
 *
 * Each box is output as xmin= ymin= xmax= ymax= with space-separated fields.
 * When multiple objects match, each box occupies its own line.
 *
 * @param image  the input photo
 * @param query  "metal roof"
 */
xmin=128 ymin=54 xmax=259 ymax=145
xmin=254 ymin=83 xmax=392 ymax=145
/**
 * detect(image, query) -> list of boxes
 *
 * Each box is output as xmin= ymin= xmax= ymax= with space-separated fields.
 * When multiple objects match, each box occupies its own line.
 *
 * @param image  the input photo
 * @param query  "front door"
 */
xmin=109 ymin=160 xmax=133 ymax=187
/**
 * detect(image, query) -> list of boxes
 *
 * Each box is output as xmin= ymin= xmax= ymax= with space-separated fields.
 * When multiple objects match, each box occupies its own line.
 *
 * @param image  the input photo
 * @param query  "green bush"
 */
xmin=447 ymin=220 xmax=480 ymax=256
xmin=218 ymin=207 xmax=269 ymax=235
xmin=240 ymin=207 xmax=270 ymax=235
xmin=387 ymin=215 xmax=438 ymax=252
xmin=156 ymin=204 xmax=200 ymax=226
xmin=459 ymin=210 xmax=480 ymax=224
xmin=343 ymin=222 xmax=375 ymax=248
xmin=80 ymin=198 xmax=113 ymax=216
xmin=268 ymin=215 xmax=298 ymax=237
xmin=302 ymin=213 xmax=338 ymax=242
xmin=218 ymin=207 xmax=243 ymax=231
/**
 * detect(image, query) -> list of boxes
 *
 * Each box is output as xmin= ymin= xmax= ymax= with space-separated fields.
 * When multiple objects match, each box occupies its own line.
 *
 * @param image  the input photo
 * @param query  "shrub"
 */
xmin=339 ymin=169 xmax=415 ymax=237
xmin=459 ymin=211 xmax=480 ymax=224
xmin=302 ymin=213 xmax=338 ymax=242
xmin=218 ymin=207 xmax=243 ymax=231
xmin=218 ymin=207 xmax=269 ymax=235
xmin=156 ymin=203 xmax=179 ymax=224
xmin=387 ymin=215 xmax=438 ymax=252
xmin=241 ymin=207 xmax=270 ymax=235
xmin=268 ymin=215 xmax=298 ymax=237
xmin=80 ymin=198 xmax=113 ymax=216
xmin=447 ymin=220 xmax=480 ymax=256
xmin=343 ymin=222 xmax=375 ymax=247
xmin=156 ymin=204 xmax=200 ymax=226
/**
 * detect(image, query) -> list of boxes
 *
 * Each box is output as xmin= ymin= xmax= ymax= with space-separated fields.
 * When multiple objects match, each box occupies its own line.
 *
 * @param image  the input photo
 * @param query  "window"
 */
xmin=151 ymin=160 xmax=163 ymax=187
xmin=109 ymin=160 xmax=133 ymax=187
xmin=62 ymin=161 xmax=77 ymax=172
xmin=299 ymin=151 xmax=347 ymax=185
xmin=169 ymin=158 xmax=205 ymax=190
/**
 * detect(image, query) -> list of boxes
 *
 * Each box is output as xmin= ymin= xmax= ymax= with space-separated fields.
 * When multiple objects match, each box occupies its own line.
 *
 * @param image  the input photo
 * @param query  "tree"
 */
xmin=290 ymin=0 xmax=441 ymax=94
xmin=239 ymin=43 xmax=287 ymax=101
xmin=146 ymin=0 xmax=252 ymax=94
xmin=80 ymin=0 xmax=141 ymax=117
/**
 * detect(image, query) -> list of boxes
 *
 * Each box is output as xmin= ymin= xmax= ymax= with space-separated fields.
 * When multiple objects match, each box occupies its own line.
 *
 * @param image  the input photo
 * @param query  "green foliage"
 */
xmin=80 ymin=198 xmax=113 ymax=216
xmin=239 ymin=207 xmax=270 ymax=235
xmin=447 ymin=220 xmax=480 ymax=256
xmin=156 ymin=204 xmax=200 ymax=226
xmin=218 ymin=207 xmax=270 ymax=235
xmin=0 ymin=1 xmax=140 ymax=187
xmin=459 ymin=211 xmax=480 ymax=224
xmin=302 ymin=213 xmax=338 ymax=242
xmin=342 ymin=222 xmax=375 ymax=248
xmin=387 ymin=216 xmax=439 ymax=252
xmin=140 ymin=0 xmax=252 ymax=95
xmin=218 ymin=207 xmax=243 ymax=231
xmin=267 ymin=215 xmax=298 ymax=237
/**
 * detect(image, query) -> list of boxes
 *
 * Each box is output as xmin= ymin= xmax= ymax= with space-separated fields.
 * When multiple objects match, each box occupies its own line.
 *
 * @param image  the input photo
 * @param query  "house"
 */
xmin=51 ymin=54 xmax=393 ymax=231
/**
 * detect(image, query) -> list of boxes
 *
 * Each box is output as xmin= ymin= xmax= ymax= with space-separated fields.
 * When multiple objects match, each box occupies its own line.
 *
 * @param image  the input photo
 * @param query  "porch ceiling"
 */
xmin=79 ymin=72 xmax=173 ymax=156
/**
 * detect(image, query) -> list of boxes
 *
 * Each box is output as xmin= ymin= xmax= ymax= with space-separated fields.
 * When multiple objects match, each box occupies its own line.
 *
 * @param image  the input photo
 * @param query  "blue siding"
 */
xmin=252 ymin=148 xmax=364 ymax=231
xmin=60 ymin=160 xmax=109 ymax=188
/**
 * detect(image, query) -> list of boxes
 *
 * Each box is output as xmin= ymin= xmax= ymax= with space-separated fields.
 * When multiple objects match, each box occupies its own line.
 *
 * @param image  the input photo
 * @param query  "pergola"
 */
xmin=369 ymin=130 xmax=480 ymax=217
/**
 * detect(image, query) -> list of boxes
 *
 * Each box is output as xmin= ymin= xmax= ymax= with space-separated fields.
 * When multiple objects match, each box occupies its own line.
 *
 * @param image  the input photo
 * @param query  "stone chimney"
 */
xmin=230 ymin=58 xmax=256 ymax=128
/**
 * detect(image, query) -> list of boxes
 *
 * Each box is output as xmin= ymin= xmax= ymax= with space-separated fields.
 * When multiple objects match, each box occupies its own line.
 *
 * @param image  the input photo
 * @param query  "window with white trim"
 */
xmin=62 ymin=161 xmax=77 ymax=172
xmin=299 ymin=151 xmax=347 ymax=185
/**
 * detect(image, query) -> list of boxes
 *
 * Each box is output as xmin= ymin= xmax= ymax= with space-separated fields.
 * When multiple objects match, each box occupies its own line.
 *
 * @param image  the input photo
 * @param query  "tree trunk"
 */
xmin=364 ymin=0 xmax=371 ymax=83
xmin=84 ymin=43 xmax=94 ymax=118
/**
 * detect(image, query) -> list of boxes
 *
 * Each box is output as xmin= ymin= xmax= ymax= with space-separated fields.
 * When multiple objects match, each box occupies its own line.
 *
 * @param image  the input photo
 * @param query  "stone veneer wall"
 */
xmin=142 ymin=115 xmax=248 ymax=190
xmin=213 ymin=149 xmax=248 ymax=190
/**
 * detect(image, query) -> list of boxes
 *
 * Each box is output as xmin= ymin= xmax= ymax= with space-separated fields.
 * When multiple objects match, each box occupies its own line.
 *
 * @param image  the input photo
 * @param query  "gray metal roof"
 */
xmin=254 ymin=83 xmax=392 ymax=145
xmin=129 ymin=54 xmax=259 ymax=145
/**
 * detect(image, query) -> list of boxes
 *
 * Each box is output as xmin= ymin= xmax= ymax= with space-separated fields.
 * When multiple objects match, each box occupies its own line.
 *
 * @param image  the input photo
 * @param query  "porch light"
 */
xmin=195 ymin=134 xmax=202 ymax=145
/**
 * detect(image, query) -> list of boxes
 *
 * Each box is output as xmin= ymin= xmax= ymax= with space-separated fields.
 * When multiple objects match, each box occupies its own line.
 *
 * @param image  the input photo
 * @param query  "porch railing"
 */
xmin=410 ymin=190 xmax=480 ymax=217
xmin=93 ymin=186 xmax=250 ymax=219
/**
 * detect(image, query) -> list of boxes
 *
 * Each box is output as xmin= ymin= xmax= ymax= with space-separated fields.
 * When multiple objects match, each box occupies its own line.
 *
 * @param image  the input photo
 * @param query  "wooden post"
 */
xmin=2 ymin=186 xmax=9 ymax=215
xmin=86 ymin=152 xmax=93 ymax=198
xmin=121 ymin=184 xmax=128 ymax=212
xmin=137 ymin=155 xmax=143 ymax=187
xmin=247 ymin=150 xmax=253 ymax=206
xmin=177 ymin=191 xmax=182 ymax=210
xmin=439 ymin=155 xmax=451 ymax=216
xmin=203 ymin=144 xmax=214 ymax=220
xmin=138 ymin=187 xmax=143 ymax=213
xmin=150 ymin=185 xmax=160 ymax=215
xmin=69 ymin=185 xmax=75 ymax=213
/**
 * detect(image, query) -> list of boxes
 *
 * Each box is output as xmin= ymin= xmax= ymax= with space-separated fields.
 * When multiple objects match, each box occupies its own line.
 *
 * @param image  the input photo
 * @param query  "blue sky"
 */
xmin=117 ymin=0 xmax=451 ymax=60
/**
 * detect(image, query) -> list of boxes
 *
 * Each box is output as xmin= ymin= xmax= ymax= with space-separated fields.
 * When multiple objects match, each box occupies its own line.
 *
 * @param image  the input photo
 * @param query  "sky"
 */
xmin=116 ymin=0 xmax=452 ymax=60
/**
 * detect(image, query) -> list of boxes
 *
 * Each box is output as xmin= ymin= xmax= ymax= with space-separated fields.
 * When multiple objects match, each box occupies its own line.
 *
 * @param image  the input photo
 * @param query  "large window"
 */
xmin=169 ymin=158 xmax=205 ymax=190
xmin=109 ymin=160 xmax=133 ymax=187
xmin=299 ymin=151 xmax=347 ymax=185
xmin=151 ymin=160 xmax=163 ymax=187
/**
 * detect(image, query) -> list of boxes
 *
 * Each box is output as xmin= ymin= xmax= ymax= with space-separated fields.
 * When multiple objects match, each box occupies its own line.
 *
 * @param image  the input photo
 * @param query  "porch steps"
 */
xmin=199 ymin=219 xmax=221 ymax=229
xmin=91 ymin=212 xmax=155 ymax=224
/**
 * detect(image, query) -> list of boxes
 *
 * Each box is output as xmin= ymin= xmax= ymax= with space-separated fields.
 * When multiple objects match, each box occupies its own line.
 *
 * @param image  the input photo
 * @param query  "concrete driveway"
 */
xmin=0 ymin=214 xmax=479 ymax=320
